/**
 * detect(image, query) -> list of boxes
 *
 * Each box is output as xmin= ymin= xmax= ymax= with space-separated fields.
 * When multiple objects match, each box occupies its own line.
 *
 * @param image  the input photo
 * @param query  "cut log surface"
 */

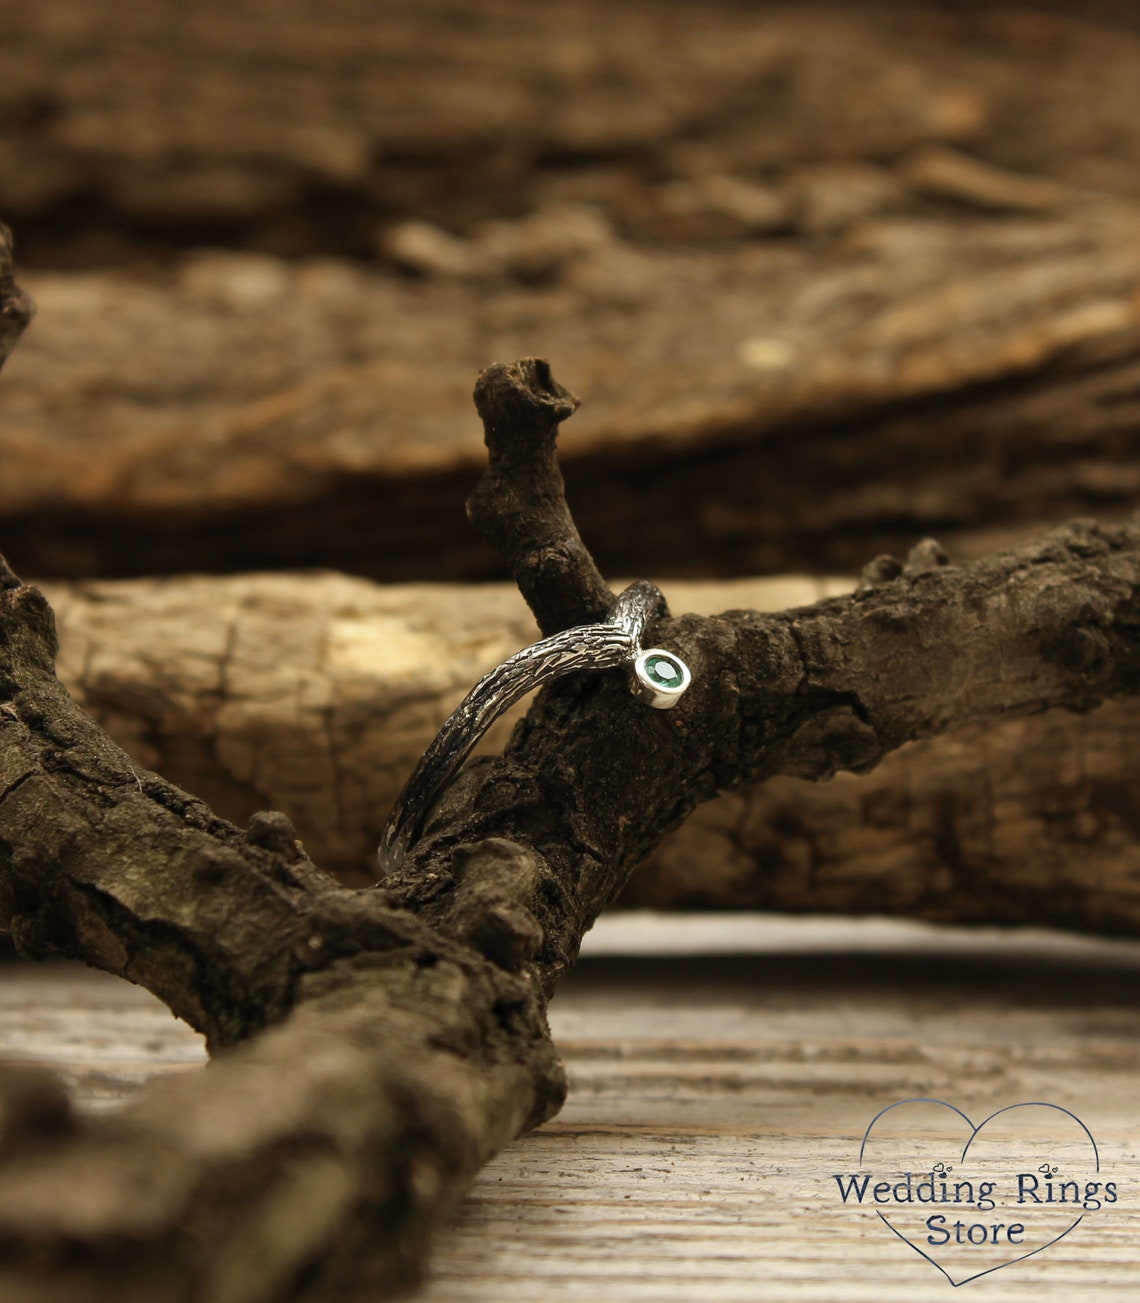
xmin=3 ymin=933 xmax=1139 ymax=1302
xmin=41 ymin=570 xmax=1140 ymax=938
xmin=2 ymin=4 xmax=1140 ymax=579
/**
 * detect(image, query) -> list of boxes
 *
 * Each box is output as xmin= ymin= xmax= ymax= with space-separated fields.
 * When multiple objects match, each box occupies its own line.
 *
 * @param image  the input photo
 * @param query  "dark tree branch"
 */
xmin=386 ymin=505 xmax=1140 ymax=992
xmin=1 ymin=353 xmax=1139 ymax=1299
xmin=468 ymin=358 xmax=615 ymax=635
xmin=31 ymin=568 xmax=1140 ymax=931
xmin=0 ymin=571 xmax=567 ymax=1302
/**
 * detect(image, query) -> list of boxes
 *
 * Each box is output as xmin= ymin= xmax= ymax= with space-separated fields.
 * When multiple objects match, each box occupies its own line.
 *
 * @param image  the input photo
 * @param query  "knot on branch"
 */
xmin=449 ymin=838 xmax=543 ymax=971
xmin=903 ymin=537 xmax=950 ymax=575
xmin=473 ymin=358 xmax=580 ymax=434
xmin=856 ymin=538 xmax=950 ymax=595
xmin=246 ymin=809 xmax=306 ymax=862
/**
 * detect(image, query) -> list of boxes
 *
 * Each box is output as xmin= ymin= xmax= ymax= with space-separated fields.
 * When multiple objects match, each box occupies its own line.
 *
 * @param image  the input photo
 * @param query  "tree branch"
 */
xmin=38 ymin=570 xmax=1140 ymax=933
xmin=468 ymin=358 xmax=614 ymax=635
xmin=0 ymin=568 xmax=566 ymax=1301
xmin=382 ymin=505 xmax=1140 ymax=991
xmin=623 ymin=694 xmax=1140 ymax=931
xmin=2 ymin=356 xmax=1140 ymax=1298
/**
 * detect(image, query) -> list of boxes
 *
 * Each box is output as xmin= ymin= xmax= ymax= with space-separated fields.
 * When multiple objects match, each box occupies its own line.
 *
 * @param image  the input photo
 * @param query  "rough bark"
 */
xmin=38 ymin=570 xmax=848 ymax=878
xmin=4 ymin=4 xmax=1140 ymax=581
xmin=468 ymin=359 xmax=612 ymax=637
xmin=0 ymin=349 xmax=1138 ymax=1297
xmin=37 ymin=568 xmax=1140 ymax=936
xmin=0 ymin=5 xmax=1138 ymax=1293
xmin=625 ymin=696 xmax=1140 ymax=933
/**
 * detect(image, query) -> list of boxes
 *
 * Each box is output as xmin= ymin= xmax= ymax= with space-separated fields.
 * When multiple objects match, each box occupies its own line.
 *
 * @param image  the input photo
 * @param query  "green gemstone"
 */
xmin=645 ymin=655 xmax=683 ymax=688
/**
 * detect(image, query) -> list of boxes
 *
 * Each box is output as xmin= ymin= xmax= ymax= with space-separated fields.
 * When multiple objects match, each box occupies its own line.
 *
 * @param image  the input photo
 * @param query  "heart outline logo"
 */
xmin=856 ymin=1098 xmax=1101 ymax=1286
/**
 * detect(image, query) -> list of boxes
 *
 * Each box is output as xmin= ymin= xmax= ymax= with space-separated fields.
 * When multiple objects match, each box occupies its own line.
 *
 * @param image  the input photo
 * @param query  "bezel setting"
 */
xmin=629 ymin=648 xmax=692 ymax=709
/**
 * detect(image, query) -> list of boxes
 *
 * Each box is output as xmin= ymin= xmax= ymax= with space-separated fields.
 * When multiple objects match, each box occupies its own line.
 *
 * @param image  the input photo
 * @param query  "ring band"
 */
xmin=377 ymin=580 xmax=691 ymax=873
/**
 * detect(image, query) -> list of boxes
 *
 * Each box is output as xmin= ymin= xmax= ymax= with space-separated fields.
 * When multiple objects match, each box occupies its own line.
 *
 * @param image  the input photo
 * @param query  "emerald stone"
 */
xmin=645 ymin=654 xmax=683 ymax=688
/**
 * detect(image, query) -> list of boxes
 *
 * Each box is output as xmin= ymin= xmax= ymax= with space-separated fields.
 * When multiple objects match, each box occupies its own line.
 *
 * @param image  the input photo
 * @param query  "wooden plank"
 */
xmin=2 ymin=915 xmax=1138 ymax=1298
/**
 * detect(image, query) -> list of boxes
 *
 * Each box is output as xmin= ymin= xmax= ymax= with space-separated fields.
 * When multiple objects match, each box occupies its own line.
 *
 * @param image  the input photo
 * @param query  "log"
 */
xmin=41 ymin=567 xmax=1140 ymax=938
xmin=625 ymin=697 xmax=1140 ymax=935
xmin=41 ymin=570 xmax=851 ymax=879
xmin=5 ymin=199 xmax=1140 ymax=582
xmin=4 ymin=4 xmax=1140 ymax=579
xmin=3 ymin=2 xmax=1140 ymax=245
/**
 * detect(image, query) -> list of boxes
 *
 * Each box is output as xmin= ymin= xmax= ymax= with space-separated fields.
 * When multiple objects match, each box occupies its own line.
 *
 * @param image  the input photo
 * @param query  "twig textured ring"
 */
xmin=377 ymin=580 xmax=690 ymax=874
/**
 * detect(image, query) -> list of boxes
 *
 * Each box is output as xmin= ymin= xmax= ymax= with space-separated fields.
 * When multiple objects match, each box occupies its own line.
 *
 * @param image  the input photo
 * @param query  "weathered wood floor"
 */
xmin=2 ymin=914 xmax=1138 ymax=1301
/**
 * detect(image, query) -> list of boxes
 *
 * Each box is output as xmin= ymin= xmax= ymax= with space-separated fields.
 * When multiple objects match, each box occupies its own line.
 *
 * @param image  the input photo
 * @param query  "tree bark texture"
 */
xmin=37 ymin=567 xmax=1140 ymax=937
xmin=3 ymin=4 xmax=1140 ymax=581
xmin=3 ymin=364 xmax=1140 ymax=1297
xmin=40 ymin=569 xmax=846 ymax=877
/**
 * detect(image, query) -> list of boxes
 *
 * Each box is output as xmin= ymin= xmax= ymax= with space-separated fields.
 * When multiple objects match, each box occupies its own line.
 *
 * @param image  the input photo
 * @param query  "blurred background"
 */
xmin=3 ymin=0 xmax=1140 ymax=898
xmin=2 ymin=0 xmax=1140 ymax=586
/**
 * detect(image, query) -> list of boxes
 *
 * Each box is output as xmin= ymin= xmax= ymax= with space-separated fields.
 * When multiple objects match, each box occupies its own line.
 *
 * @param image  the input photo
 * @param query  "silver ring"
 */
xmin=377 ymin=580 xmax=691 ymax=873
